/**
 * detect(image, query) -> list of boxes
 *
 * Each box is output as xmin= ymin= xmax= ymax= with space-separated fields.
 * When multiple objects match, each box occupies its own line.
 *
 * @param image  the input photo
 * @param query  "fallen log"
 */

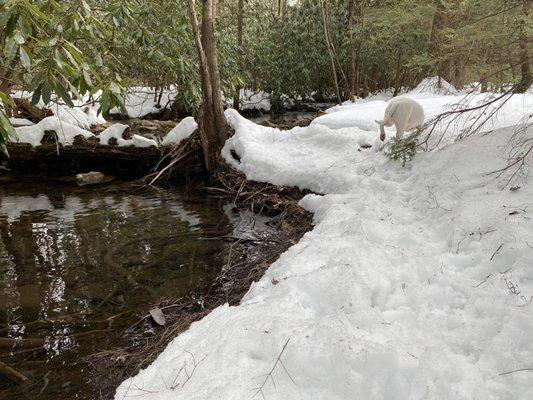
xmin=2 ymin=131 xmax=204 ymax=179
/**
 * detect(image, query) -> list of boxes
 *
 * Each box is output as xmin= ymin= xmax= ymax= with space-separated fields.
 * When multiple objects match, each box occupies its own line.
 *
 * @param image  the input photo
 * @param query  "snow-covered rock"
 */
xmin=161 ymin=117 xmax=198 ymax=146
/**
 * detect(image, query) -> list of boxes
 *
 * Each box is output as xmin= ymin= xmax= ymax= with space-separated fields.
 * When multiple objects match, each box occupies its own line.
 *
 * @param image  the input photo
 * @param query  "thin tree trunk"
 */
xmin=346 ymin=0 xmax=358 ymax=100
xmin=233 ymin=0 xmax=244 ymax=110
xmin=321 ymin=0 xmax=341 ymax=104
xmin=202 ymin=0 xmax=228 ymax=146
xmin=187 ymin=0 xmax=228 ymax=172
xmin=515 ymin=1 xmax=531 ymax=93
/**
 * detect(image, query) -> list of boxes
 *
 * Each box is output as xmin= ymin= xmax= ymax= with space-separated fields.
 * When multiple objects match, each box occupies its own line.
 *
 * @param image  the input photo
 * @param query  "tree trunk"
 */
xmin=427 ymin=0 xmax=446 ymax=77
xmin=515 ymin=1 xmax=531 ymax=93
xmin=233 ymin=0 xmax=244 ymax=110
xmin=201 ymin=0 xmax=229 ymax=146
xmin=346 ymin=0 xmax=363 ymax=100
xmin=187 ymin=0 xmax=228 ymax=172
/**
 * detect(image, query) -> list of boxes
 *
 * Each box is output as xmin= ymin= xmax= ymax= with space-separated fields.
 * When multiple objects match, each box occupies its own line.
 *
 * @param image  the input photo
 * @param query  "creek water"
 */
xmin=0 ymin=176 xmax=259 ymax=399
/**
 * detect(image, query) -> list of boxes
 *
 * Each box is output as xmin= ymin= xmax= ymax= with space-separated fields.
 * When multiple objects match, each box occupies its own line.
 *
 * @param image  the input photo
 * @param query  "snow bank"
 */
xmin=12 ymin=116 xmax=94 ymax=147
xmin=313 ymin=90 xmax=533 ymax=148
xmin=116 ymin=85 xmax=533 ymax=400
xmin=409 ymin=76 xmax=459 ymax=95
xmin=161 ymin=117 xmax=198 ymax=146
xmin=223 ymin=109 xmax=379 ymax=193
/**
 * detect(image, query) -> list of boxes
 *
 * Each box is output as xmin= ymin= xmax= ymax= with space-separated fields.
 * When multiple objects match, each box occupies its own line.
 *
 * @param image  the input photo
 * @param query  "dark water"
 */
xmin=0 ymin=177 xmax=258 ymax=399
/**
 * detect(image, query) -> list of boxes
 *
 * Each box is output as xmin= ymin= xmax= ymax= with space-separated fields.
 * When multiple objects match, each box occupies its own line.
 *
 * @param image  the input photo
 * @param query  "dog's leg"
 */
xmin=393 ymin=109 xmax=409 ymax=140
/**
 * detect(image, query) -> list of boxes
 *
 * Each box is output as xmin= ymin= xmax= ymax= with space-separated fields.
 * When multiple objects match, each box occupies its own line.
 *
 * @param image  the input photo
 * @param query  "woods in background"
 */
xmin=0 ymin=0 xmax=531 ymax=162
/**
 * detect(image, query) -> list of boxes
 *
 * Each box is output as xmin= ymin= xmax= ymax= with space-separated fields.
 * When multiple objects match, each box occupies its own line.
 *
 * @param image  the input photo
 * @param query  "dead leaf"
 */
xmin=149 ymin=307 xmax=166 ymax=326
xmin=271 ymin=278 xmax=279 ymax=285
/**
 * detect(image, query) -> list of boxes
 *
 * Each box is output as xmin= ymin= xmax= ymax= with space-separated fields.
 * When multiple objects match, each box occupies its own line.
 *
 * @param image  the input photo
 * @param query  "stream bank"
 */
xmin=85 ymin=165 xmax=313 ymax=399
xmin=0 ymin=142 xmax=314 ymax=399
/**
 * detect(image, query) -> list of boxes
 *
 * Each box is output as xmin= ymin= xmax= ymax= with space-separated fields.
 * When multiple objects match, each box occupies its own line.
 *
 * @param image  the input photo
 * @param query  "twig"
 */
xmin=252 ymin=338 xmax=295 ymax=398
xmin=498 ymin=367 xmax=533 ymax=376
xmin=490 ymin=243 xmax=504 ymax=260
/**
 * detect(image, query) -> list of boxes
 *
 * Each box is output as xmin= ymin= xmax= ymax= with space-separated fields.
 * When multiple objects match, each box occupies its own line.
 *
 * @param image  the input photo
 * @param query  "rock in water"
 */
xmin=75 ymin=171 xmax=113 ymax=186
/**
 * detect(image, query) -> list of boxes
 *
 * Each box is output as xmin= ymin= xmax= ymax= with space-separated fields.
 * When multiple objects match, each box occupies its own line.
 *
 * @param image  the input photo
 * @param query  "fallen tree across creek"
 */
xmin=2 ymin=130 xmax=205 ymax=179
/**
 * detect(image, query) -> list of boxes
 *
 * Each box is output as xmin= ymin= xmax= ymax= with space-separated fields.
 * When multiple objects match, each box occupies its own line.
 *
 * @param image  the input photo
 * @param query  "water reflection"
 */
xmin=0 ymin=179 xmax=240 ymax=399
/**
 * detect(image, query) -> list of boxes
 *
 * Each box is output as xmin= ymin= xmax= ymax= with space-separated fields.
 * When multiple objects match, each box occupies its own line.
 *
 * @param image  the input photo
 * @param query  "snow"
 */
xmin=409 ymin=76 xmax=459 ymax=96
xmin=123 ymin=134 xmax=158 ymax=148
xmin=161 ymin=117 xmax=198 ymax=146
xmin=10 ymin=118 xmax=158 ymax=148
xmin=110 ymin=87 xmax=176 ymax=118
xmin=9 ymin=117 xmax=34 ymax=127
xmin=10 ymin=91 xmax=106 ymax=128
xmin=115 ymin=83 xmax=533 ymax=400
xmin=12 ymin=116 xmax=94 ymax=147
xmin=98 ymin=123 xmax=130 ymax=145
xmin=312 ymin=90 xmax=533 ymax=146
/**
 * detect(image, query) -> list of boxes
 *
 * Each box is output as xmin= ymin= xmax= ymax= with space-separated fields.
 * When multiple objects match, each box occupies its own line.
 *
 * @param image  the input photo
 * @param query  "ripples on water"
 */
xmin=0 ymin=177 xmax=260 ymax=399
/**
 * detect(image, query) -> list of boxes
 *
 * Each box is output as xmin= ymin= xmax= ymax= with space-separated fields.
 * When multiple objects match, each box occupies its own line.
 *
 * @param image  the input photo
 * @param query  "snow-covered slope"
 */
xmin=312 ymin=88 xmax=532 ymax=142
xmin=115 ymin=90 xmax=532 ymax=400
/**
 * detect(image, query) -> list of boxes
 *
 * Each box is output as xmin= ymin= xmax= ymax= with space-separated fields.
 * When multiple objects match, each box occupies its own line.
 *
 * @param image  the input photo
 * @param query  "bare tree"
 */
xmin=187 ymin=0 xmax=229 ymax=172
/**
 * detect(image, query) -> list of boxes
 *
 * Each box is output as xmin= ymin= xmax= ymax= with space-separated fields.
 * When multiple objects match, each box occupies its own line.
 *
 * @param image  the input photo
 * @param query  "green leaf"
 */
xmin=31 ymin=84 xmax=43 ymax=105
xmin=99 ymin=90 xmax=110 ymax=115
xmin=0 ymin=108 xmax=16 ymax=146
xmin=19 ymin=46 xmax=31 ymax=71
xmin=54 ymin=78 xmax=74 ymax=107
xmin=83 ymin=70 xmax=93 ymax=88
xmin=5 ymin=13 xmax=17 ymax=36
xmin=0 ymin=11 xmax=12 ymax=29
xmin=0 ymin=91 xmax=15 ymax=107
xmin=42 ymin=80 xmax=52 ymax=105
xmin=54 ymin=49 xmax=67 ymax=70
xmin=13 ymin=31 xmax=25 ymax=45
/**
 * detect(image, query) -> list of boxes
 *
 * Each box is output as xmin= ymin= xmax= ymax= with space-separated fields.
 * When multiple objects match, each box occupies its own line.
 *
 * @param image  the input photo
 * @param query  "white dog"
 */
xmin=375 ymin=98 xmax=424 ymax=141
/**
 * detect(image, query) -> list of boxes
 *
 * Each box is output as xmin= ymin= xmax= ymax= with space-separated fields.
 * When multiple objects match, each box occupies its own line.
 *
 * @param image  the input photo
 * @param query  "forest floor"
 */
xmin=114 ymin=82 xmax=533 ymax=400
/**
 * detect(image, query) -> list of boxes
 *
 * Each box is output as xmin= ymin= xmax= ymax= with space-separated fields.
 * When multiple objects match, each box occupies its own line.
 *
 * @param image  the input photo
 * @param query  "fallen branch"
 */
xmin=0 ymin=360 xmax=29 ymax=384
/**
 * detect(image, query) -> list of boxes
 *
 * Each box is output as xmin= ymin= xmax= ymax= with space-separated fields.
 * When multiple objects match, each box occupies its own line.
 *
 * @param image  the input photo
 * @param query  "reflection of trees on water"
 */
xmin=0 ymin=183 xmax=233 ymax=353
